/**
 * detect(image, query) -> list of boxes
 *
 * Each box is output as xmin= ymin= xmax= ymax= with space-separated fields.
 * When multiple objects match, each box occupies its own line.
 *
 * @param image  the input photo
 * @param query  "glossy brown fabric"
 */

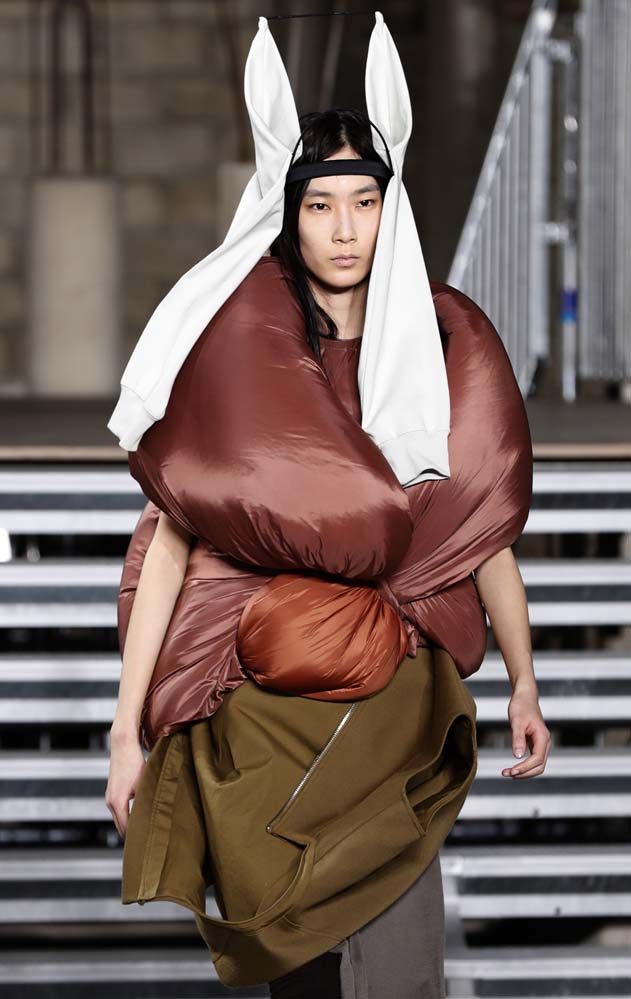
xmin=383 ymin=282 xmax=534 ymax=671
xmin=236 ymin=573 xmax=409 ymax=700
xmin=117 ymin=256 xmax=532 ymax=751
xmin=128 ymin=257 xmax=413 ymax=580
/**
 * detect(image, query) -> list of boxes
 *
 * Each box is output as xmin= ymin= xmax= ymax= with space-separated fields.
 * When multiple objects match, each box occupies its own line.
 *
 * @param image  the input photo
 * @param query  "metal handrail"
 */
xmin=447 ymin=0 xmax=558 ymax=395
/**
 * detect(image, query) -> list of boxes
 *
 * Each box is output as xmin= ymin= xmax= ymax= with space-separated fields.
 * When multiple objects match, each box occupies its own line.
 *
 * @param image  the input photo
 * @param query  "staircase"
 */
xmin=0 ymin=457 xmax=629 ymax=997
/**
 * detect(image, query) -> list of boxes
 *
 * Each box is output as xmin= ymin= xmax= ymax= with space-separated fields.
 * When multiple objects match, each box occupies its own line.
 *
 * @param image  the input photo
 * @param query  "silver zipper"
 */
xmin=266 ymin=701 xmax=360 ymax=833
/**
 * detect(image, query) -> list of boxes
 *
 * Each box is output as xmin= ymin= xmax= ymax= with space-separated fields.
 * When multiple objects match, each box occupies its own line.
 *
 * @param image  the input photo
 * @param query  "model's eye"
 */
xmin=306 ymin=199 xmax=376 ymax=212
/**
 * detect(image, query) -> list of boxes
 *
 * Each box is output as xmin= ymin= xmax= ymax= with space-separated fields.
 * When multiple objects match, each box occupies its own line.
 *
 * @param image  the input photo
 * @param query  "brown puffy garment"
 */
xmin=118 ymin=256 xmax=532 ymax=751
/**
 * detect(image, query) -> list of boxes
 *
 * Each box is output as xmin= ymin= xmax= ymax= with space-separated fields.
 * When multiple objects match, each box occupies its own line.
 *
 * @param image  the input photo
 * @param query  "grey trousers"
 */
xmin=268 ymin=850 xmax=445 ymax=998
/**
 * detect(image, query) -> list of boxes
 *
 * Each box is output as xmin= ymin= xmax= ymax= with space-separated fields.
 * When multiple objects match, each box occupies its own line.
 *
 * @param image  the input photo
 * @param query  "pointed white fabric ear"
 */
xmin=107 ymin=16 xmax=300 ymax=450
xmin=365 ymin=10 xmax=412 ymax=161
xmin=248 ymin=17 xmax=301 ymax=192
xmin=357 ymin=10 xmax=451 ymax=483
xmin=224 ymin=16 xmax=300 ymax=240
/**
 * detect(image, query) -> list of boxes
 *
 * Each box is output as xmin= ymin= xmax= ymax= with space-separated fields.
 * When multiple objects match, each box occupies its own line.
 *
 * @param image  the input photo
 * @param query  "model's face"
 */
xmin=297 ymin=145 xmax=384 ymax=289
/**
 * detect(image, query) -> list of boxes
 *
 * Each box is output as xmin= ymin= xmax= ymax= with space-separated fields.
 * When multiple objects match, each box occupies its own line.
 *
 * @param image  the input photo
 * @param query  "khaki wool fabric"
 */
xmin=121 ymin=646 xmax=477 ymax=988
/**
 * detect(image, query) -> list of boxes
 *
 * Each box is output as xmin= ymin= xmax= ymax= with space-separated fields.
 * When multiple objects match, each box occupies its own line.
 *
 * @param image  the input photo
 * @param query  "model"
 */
xmin=105 ymin=11 xmax=551 ymax=998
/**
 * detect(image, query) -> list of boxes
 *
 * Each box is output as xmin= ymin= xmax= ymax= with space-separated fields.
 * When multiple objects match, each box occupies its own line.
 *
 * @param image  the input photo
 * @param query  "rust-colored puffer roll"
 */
xmin=235 ymin=573 xmax=410 ymax=700
xmin=117 ymin=256 xmax=533 ymax=752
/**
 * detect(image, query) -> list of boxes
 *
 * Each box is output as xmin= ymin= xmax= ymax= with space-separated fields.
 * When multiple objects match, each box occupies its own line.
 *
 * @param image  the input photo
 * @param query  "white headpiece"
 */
xmin=107 ymin=10 xmax=451 ymax=487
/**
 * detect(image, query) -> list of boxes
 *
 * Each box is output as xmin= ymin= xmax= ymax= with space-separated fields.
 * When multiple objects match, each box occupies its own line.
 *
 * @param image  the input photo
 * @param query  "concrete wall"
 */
xmin=0 ymin=0 xmax=530 ymax=392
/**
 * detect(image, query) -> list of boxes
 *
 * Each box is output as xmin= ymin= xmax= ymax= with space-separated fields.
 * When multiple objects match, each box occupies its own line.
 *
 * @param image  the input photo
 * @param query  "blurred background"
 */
xmin=0 ymin=0 xmax=630 ymax=996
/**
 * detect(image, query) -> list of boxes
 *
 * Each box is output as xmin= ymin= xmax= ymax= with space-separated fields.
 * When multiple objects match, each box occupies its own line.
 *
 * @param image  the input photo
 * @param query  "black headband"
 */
xmin=285 ymin=112 xmax=395 ymax=186
xmin=285 ymin=158 xmax=393 ymax=184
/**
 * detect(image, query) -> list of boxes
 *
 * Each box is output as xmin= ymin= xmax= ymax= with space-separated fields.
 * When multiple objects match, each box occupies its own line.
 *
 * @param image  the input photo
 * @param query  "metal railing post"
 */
xmin=447 ymin=1 xmax=559 ymax=397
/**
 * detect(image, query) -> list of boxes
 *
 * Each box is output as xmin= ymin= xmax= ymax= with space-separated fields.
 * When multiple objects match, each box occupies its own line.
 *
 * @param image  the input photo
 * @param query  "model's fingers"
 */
xmin=502 ymin=715 xmax=531 ymax=775
xmin=503 ymin=722 xmax=550 ymax=777
xmin=510 ymin=725 xmax=527 ymax=760
xmin=107 ymin=806 xmax=120 ymax=839
xmin=106 ymin=798 xmax=128 ymax=839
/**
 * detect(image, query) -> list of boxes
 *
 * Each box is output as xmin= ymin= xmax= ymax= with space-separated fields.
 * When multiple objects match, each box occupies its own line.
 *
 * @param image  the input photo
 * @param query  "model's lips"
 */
xmin=331 ymin=256 xmax=359 ymax=267
xmin=331 ymin=255 xmax=358 ymax=260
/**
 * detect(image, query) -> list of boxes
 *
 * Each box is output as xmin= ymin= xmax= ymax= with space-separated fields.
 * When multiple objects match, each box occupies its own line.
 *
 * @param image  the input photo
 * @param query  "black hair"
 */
xmin=269 ymin=108 xmax=391 ymax=365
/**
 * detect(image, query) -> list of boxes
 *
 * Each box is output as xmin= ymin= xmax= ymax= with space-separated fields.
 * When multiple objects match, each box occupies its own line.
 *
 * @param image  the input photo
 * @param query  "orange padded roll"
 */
xmin=236 ymin=574 xmax=409 ymax=700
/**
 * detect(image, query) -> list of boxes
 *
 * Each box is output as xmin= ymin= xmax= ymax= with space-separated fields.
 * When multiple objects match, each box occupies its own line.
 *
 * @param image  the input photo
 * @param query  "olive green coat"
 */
xmin=121 ymin=646 xmax=477 ymax=988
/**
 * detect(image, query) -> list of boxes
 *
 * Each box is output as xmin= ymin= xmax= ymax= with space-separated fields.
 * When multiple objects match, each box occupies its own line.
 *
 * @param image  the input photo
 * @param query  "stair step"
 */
xmin=0 ymin=748 xmax=628 ymax=822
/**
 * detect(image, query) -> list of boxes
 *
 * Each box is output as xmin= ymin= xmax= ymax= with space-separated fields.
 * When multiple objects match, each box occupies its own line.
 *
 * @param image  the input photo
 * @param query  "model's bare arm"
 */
xmin=474 ymin=546 xmax=551 ymax=779
xmin=475 ymin=546 xmax=536 ymax=692
xmin=110 ymin=510 xmax=193 ymax=740
xmin=106 ymin=510 xmax=194 ymax=837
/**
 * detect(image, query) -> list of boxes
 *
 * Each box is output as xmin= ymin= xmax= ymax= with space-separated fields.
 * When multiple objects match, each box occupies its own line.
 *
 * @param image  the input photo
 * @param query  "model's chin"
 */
xmin=309 ymin=262 xmax=370 ymax=290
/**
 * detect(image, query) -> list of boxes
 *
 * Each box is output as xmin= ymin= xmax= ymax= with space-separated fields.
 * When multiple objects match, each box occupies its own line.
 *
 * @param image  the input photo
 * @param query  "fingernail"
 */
xmin=515 ymin=749 xmax=524 ymax=758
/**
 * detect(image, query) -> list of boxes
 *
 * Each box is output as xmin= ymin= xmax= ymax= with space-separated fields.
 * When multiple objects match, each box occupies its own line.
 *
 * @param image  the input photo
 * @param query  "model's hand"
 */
xmin=502 ymin=686 xmax=551 ymax=779
xmin=105 ymin=728 xmax=145 ymax=838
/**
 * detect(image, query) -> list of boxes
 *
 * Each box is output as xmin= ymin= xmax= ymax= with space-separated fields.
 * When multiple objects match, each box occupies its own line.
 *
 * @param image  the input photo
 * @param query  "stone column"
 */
xmin=26 ymin=175 xmax=121 ymax=396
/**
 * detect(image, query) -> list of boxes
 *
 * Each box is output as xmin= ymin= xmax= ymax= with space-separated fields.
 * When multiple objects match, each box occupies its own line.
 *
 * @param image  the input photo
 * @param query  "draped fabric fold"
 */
xmin=121 ymin=648 xmax=478 ymax=987
xmin=107 ymin=12 xmax=452 ymax=487
xmin=116 ymin=256 xmax=532 ymax=753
